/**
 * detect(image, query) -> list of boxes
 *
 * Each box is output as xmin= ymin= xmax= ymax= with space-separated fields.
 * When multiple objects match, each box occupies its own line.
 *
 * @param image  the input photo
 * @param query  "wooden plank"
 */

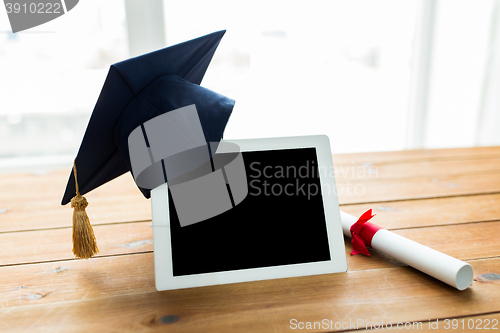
xmin=0 ymin=253 xmax=156 ymax=309
xmin=1 ymin=221 xmax=498 ymax=306
xmin=0 ymin=217 xmax=494 ymax=278
xmin=0 ymin=222 xmax=153 ymax=266
xmin=337 ymin=172 xmax=500 ymax=205
xmin=393 ymin=221 xmax=500 ymax=261
xmin=1 ymin=212 xmax=498 ymax=271
xmin=334 ymin=158 xmax=500 ymax=182
xmin=332 ymin=146 xmax=500 ymax=165
xmin=3 ymin=170 xmax=500 ymax=233
xmin=0 ymin=170 xmax=134 ymax=201
xmin=1 ymin=147 xmax=498 ymax=332
xmin=341 ymin=193 xmax=500 ymax=229
xmin=2 ymin=148 xmax=500 ymax=233
xmin=0 ymin=171 xmax=151 ymax=233
xmin=2 ymin=191 xmax=498 ymax=268
xmin=0 ymin=257 xmax=499 ymax=332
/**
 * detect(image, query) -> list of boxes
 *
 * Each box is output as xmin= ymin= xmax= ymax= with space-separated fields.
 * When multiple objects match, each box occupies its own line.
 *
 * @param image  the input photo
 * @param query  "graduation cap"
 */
xmin=63 ymin=30 xmax=235 ymax=259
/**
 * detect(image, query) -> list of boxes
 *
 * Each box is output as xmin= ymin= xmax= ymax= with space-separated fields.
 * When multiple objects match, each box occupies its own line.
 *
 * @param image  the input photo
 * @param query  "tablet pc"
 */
xmin=151 ymin=135 xmax=347 ymax=291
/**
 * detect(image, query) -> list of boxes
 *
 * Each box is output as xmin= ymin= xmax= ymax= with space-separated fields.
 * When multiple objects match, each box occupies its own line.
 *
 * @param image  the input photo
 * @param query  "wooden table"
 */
xmin=1 ymin=146 xmax=500 ymax=332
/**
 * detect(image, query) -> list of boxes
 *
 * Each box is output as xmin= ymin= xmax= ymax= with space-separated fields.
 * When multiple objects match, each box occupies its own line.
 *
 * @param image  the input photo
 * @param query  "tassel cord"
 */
xmin=71 ymin=160 xmax=99 ymax=259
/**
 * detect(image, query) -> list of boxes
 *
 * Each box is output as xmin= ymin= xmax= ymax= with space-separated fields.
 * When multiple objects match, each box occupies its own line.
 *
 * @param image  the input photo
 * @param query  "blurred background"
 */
xmin=1 ymin=0 xmax=500 ymax=173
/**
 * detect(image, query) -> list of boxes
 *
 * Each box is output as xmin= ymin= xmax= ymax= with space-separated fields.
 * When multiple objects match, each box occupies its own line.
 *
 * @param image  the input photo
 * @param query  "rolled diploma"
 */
xmin=340 ymin=211 xmax=474 ymax=291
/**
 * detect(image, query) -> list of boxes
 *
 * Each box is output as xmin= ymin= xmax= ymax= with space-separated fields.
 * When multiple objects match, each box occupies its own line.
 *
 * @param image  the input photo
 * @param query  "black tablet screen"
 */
xmin=169 ymin=147 xmax=331 ymax=276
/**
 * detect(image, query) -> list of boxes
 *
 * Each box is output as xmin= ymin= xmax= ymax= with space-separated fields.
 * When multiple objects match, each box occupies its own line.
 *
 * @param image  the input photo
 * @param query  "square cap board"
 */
xmin=151 ymin=135 xmax=347 ymax=291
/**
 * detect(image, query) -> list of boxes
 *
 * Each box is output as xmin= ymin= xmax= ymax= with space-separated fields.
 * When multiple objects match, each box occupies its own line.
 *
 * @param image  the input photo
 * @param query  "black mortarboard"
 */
xmin=61 ymin=30 xmax=234 ymax=206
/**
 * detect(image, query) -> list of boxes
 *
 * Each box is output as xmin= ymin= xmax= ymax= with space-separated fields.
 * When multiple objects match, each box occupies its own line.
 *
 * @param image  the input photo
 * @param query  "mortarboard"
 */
xmin=62 ymin=30 xmax=235 ymax=258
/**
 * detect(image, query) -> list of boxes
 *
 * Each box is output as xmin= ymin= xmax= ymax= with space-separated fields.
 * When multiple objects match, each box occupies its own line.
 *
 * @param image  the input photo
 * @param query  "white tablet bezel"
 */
xmin=151 ymin=135 xmax=347 ymax=291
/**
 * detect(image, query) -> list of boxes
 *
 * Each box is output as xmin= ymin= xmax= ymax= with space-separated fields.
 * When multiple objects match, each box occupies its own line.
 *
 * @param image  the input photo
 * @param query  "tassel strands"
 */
xmin=71 ymin=160 xmax=99 ymax=259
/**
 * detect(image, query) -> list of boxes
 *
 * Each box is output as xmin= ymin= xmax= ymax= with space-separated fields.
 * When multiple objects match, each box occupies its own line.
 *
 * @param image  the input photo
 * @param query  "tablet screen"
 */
xmin=169 ymin=147 xmax=331 ymax=276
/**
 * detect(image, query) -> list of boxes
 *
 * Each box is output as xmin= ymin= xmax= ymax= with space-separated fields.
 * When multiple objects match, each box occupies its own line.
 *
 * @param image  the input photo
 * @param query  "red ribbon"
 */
xmin=349 ymin=209 xmax=382 ymax=256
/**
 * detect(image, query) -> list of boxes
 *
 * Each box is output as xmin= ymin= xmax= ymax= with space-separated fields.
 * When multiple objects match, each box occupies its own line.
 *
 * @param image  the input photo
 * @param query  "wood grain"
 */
xmin=3 ymin=191 xmax=500 ymax=238
xmin=0 ymin=170 xmax=151 ymax=233
xmin=3 ymin=171 xmax=500 ymax=232
xmin=0 ymin=222 xmax=153 ymax=266
xmin=338 ymin=172 xmax=500 ymax=205
xmin=2 ymin=216 xmax=498 ymax=273
xmin=341 ymin=193 xmax=500 ymax=229
xmin=0 ymin=257 xmax=498 ymax=332
xmin=332 ymin=146 xmax=500 ymax=165
xmin=334 ymin=158 xmax=500 ymax=182
xmin=0 ymin=221 xmax=498 ymax=309
xmin=1 ymin=146 xmax=500 ymax=333
xmin=0 ymin=253 xmax=155 ymax=308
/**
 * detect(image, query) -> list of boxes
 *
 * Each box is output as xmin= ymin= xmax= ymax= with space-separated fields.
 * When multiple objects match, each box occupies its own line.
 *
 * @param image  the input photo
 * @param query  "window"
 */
xmin=164 ymin=0 xmax=418 ymax=153
xmin=0 ymin=0 xmax=128 ymax=170
xmin=1 ymin=0 xmax=499 ymax=172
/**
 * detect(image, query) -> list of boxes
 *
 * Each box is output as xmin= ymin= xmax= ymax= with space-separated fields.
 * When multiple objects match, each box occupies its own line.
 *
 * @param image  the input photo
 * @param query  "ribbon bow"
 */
xmin=350 ymin=209 xmax=380 ymax=256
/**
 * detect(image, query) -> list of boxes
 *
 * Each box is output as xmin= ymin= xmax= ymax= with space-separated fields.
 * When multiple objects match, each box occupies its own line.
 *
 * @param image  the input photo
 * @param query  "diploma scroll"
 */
xmin=340 ymin=211 xmax=474 ymax=291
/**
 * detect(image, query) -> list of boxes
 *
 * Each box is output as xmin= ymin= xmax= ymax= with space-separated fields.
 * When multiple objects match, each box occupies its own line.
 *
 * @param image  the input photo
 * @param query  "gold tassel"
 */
xmin=71 ymin=160 xmax=99 ymax=259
